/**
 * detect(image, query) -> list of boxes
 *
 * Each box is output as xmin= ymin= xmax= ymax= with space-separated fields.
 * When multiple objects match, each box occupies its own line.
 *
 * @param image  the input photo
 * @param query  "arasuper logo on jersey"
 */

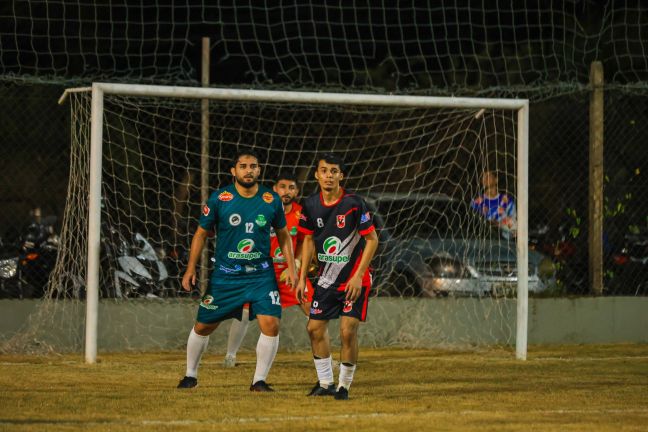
xmin=227 ymin=239 xmax=262 ymax=260
xmin=317 ymin=236 xmax=350 ymax=263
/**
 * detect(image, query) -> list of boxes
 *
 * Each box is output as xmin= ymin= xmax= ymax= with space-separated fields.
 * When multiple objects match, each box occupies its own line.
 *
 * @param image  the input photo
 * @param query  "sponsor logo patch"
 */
xmin=227 ymin=239 xmax=261 ymax=260
xmin=229 ymin=213 xmax=241 ymax=226
xmin=219 ymin=191 xmax=234 ymax=202
xmin=200 ymin=295 xmax=219 ymax=310
xmin=272 ymin=246 xmax=285 ymax=263
xmin=317 ymin=236 xmax=350 ymax=263
xmin=262 ymin=192 xmax=274 ymax=203
xmin=202 ymin=205 xmax=210 ymax=216
xmin=360 ymin=212 xmax=370 ymax=224
xmin=336 ymin=215 xmax=346 ymax=228
xmin=219 ymin=265 xmax=238 ymax=274
xmin=310 ymin=308 xmax=323 ymax=315
xmin=255 ymin=214 xmax=267 ymax=227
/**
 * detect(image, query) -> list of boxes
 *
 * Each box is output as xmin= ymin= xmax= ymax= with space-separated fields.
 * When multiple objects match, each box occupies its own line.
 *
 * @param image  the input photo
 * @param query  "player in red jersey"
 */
xmin=297 ymin=153 xmax=379 ymax=400
xmin=224 ymin=172 xmax=314 ymax=367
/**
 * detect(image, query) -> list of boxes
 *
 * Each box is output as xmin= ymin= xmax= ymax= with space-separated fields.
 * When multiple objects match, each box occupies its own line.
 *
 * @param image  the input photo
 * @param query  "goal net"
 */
xmin=6 ymin=84 xmax=534 ymax=359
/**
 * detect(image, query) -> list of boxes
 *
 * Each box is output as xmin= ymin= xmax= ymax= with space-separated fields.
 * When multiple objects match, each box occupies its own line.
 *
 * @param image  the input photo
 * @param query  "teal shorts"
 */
xmin=196 ymin=273 xmax=282 ymax=324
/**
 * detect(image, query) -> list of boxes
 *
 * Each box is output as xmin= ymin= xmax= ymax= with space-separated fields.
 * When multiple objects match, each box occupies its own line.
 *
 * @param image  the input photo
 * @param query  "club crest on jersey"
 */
xmin=343 ymin=301 xmax=353 ymax=313
xmin=289 ymin=226 xmax=298 ymax=236
xmin=219 ymin=191 xmax=234 ymax=202
xmin=262 ymin=192 xmax=274 ymax=203
xmin=360 ymin=212 xmax=370 ymax=224
xmin=336 ymin=215 xmax=346 ymax=228
xmin=202 ymin=205 xmax=210 ymax=216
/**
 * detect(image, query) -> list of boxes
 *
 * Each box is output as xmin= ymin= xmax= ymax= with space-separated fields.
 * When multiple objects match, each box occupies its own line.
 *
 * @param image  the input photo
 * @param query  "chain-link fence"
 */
xmin=0 ymin=81 xmax=646 ymax=298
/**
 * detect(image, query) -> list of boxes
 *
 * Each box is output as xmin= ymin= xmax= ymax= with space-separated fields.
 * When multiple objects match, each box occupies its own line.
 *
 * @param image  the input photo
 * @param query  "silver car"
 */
xmin=367 ymin=193 xmax=555 ymax=297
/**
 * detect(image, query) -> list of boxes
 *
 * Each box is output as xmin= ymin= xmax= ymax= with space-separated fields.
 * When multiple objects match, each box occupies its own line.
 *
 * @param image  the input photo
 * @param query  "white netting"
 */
xmin=3 ymin=88 xmax=543 ymax=354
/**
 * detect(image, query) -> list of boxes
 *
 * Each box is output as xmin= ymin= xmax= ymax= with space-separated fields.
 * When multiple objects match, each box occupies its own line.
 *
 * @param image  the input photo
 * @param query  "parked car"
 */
xmin=367 ymin=193 xmax=556 ymax=297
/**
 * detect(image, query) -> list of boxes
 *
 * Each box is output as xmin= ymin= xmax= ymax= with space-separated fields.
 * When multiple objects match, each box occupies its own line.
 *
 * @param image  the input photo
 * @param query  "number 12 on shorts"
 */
xmin=269 ymin=290 xmax=281 ymax=306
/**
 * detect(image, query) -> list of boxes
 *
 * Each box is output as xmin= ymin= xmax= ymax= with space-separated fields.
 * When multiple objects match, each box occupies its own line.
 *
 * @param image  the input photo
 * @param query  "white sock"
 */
xmin=314 ymin=356 xmax=334 ymax=387
xmin=185 ymin=328 xmax=209 ymax=378
xmin=226 ymin=308 xmax=250 ymax=357
xmin=252 ymin=333 xmax=279 ymax=385
xmin=338 ymin=363 xmax=356 ymax=390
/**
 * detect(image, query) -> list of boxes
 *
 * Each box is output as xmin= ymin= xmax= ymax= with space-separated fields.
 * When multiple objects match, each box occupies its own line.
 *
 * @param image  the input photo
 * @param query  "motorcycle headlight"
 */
xmin=0 ymin=257 xmax=18 ymax=279
xmin=425 ymin=256 xmax=469 ymax=278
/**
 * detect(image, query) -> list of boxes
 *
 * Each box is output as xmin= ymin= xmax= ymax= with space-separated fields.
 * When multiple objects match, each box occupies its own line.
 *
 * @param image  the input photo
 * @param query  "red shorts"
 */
xmin=277 ymin=273 xmax=314 ymax=308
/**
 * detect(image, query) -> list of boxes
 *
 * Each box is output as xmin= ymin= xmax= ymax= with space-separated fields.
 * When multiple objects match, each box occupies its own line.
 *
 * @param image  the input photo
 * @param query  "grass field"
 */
xmin=1 ymin=344 xmax=647 ymax=431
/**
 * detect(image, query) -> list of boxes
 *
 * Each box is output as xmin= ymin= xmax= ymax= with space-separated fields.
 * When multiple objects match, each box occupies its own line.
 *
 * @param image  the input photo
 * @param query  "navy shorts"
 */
xmin=196 ymin=273 xmax=282 ymax=324
xmin=309 ymin=284 xmax=371 ymax=322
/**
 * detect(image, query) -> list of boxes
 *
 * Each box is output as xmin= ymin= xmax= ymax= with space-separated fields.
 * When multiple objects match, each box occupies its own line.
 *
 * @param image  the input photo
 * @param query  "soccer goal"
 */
xmin=50 ymin=83 xmax=530 ymax=363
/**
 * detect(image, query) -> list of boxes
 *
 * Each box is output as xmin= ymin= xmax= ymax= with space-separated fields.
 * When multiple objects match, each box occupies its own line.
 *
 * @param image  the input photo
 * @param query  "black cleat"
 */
xmin=334 ymin=386 xmax=349 ymax=400
xmin=307 ymin=381 xmax=336 ymax=396
xmin=177 ymin=376 xmax=198 ymax=388
xmin=249 ymin=380 xmax=275 ymax=392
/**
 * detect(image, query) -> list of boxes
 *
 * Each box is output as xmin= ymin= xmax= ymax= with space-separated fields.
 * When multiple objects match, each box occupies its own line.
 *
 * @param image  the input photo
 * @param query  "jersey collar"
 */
xmin=319 ymin=188 xmax=345 ymax=208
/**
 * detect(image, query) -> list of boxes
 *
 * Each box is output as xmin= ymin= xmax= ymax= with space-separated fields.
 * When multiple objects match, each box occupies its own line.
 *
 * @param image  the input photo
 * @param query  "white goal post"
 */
xmin=66 ymin=82 xmax=529 ymax=364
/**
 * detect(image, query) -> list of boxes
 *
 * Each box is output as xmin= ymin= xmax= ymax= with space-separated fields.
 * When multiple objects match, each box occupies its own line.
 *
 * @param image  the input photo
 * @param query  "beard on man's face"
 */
xmin=235 ymin=175 xmax=257 ymax=189
xmin=281 ymin=195 xmax=295 ymax=205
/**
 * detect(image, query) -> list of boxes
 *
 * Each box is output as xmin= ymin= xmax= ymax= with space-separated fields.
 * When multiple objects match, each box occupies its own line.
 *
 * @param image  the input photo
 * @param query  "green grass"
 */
xmin=1 ymin=345 xmax=647 ymax=431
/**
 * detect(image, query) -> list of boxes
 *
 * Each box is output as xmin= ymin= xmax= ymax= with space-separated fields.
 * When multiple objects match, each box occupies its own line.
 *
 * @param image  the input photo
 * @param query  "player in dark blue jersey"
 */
xmin=177 ymin=151 xmax=297 ymax=392
xmin=296 ymin=153 xmax=379 ymax=400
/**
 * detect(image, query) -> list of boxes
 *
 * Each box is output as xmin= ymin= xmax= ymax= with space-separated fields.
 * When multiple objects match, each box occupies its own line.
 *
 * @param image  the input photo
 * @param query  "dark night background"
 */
xmin=0 ymin=1 xmax=647 ymax=295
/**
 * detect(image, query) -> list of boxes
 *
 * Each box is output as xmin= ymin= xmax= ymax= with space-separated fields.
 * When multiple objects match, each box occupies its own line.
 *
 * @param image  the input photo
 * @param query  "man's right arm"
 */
xmin=182 ymin=226 xmax=210 ymax=291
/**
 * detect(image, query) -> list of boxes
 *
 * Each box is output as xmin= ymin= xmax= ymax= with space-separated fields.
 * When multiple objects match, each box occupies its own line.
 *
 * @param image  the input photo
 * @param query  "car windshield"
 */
xmin=368 ymin=195 xmax=499 ymax=240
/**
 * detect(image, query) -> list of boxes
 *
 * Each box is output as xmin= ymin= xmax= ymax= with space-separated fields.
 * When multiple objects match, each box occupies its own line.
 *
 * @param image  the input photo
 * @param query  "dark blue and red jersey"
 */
xmin=297 ymin=188 xmax=375 ymax=291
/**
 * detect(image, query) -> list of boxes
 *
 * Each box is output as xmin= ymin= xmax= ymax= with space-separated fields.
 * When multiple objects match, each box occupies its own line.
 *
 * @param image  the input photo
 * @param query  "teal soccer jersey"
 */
xmin=199 ymin=184 xmax=286 ymax=282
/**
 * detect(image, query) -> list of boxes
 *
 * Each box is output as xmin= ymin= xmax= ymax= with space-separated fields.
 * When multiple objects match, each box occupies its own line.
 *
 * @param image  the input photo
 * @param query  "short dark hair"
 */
xmin=230 ymin=150 xmax=260 ymax=168
xmin=275 ymin=171 xmax=298 ymax=185
xmin=316 ymin=153 xmax=346 ymax=173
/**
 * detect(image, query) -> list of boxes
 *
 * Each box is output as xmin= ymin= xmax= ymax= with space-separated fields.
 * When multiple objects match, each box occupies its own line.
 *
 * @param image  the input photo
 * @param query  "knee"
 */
xmin=339 ymin=325 xmax=358 ymax=344
xmin=193 ymin=322 xmax=216 ymax=336
xmin=307 ymin=321 xmax=325 ymax=340
xmin=258 ymin=317 xmax=280 ymax=336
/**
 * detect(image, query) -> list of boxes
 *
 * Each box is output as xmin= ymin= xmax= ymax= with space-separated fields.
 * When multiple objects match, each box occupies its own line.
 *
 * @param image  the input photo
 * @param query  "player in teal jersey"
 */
xmin=177 ymin=151 xmax=297 ymax=392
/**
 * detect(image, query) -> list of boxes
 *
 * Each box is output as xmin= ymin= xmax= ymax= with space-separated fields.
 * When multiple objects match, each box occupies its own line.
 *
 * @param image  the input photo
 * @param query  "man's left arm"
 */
xmin=345 ymin=229 xmax=379 ymax=302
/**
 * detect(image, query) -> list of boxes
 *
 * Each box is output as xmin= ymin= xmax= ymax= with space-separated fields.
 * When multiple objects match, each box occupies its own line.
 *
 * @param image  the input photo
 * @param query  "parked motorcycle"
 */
xmin=15 ymin=216 xmax=60 ymax=298
xmin=528 ymin=222 xmax=587 ymax=294
xmin=0 ymin=234 xmax=20 ymax=298
xmin=608 ymin=230 xmax=648 ymax=296
xmin=101 ymin=225 xmax=175 ymax=298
